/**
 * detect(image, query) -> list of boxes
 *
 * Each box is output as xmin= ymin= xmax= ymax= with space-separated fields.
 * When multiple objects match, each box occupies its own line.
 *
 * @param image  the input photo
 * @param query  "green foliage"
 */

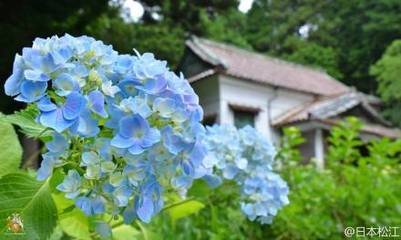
xmin=269 ymin=161 xmax=401 ymax=239
xmin=245 ymin=0 xmax=401 ymax=93
xmin=327 ymin=117 xmax=363 ymax=165
xmin=283 ymin=38 xmax=343 ymax=80
xmin=371 ymin=39 xmax=401 ymax=126
xmin=143 ymin=181 xmax=265 ymax=240
xmin=165 ymin=199 xmax=205 ymax=223
xmin=112 ymin=225 xmax=140 ymax=240
xmin=2 ymin=106 xmax=52 ymax=139
xmin=199 ymin=9 xmax=251 ymax=50
xmin=0 ymin=120 xmax=22 ymax=177
xmin=276 ymin=127 xmax=305 ymax=166
xmin=0 ymin=173 xmax=58 ymax=240
xmin=267 ymin=118 xmax=401 ymax=239
xmin=52 ymin=193 xmax=91 ymax=240
xmin=86 ymin=14 xmax=185 ymax=69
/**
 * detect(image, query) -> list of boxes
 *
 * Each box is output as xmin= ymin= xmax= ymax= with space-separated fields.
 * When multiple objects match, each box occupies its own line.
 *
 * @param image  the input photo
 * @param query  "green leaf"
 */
xmin=59 ymin=210 xmax=91 ymax=240
xmin=49 ymin=169 xmax=65 ymax=193
xmin=112 ymin=225 xmax=140 ymax=240
xmin=166 ymin=199 xmax=205 ymax=222
xmin=0 ymin=173 xmax=58 ymax=240
xmin=52 ymin=193 xmax=91 ymax=240
xmin=47 ymin=226 xmax=64 ymax=240
xmin=1 ymin=107 xmax=52 ymax=139
xmin=0 ymin=120 xmax=22 ymax=177
xmin=188 ymin=180 xmax=211 ymax=198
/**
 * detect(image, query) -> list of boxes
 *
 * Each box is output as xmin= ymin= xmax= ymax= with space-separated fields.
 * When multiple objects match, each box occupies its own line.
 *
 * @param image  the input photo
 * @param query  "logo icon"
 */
xmin=6 ymin=213 xmax=24 ymax=234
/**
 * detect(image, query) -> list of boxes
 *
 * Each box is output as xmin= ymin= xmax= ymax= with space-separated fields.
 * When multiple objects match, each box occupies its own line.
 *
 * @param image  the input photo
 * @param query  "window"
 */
xmin=233 ymin=110 xmax=255 ymax=128
xmin=202 ymin=114 xmax=217 ymax=126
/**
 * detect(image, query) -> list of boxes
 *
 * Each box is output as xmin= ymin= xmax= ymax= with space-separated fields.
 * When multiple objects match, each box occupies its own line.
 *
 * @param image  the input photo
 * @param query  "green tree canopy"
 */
xmin=371 ymin=39 xmax=401 ymax=126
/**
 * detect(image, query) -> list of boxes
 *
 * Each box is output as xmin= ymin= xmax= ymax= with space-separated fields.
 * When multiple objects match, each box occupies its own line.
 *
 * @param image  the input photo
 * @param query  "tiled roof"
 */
xmin=270 ymin=91 xmax=401 ymax=138
xmin=186 ymin=36 xmax=350 ymax=96
xmin=272 ymin=92 xmax=389 ymax=127
xmin=321 ymin=119 xmax=401 ymax=139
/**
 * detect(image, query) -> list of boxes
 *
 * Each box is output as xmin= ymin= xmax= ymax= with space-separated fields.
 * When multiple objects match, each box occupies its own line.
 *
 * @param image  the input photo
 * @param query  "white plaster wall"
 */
xmin=218 ymin=75 xmax=314 ymax=142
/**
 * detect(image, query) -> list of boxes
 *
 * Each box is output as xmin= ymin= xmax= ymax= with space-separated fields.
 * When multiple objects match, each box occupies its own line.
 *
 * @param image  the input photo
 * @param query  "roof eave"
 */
xmin=185 ymin=36 xmax=227 ymax=69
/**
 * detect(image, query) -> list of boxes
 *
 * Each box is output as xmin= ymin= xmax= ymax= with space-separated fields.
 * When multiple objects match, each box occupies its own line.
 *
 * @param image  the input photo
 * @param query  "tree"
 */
xmin=86 ymin=0 xmax=247 ymax=68
xmin=85 ymin=13 xmax=185 ymax=68
xmin=370 ymin=39 xmax=401 ymax=126
xmin=244 ymin=0 xmax=401 ymax=94
xmin=0 ymin=0 xmax=110 ymax=113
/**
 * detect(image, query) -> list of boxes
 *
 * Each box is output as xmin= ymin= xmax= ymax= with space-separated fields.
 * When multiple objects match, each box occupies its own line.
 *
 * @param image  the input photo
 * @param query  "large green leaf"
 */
xmin=0 ymin=121 xmax=22 ymax=177
xmin=52 ymin=193 xmax=91 ymax=240
xmin=1 ymin=107 xmax=52 ymax=139
xmin=0 ymin=173 xmax=58 ymax=239
xmin=112 ymin=225 xmax=140 ymax=240
xmin=166 ymin=199 xmax=205 ymax=222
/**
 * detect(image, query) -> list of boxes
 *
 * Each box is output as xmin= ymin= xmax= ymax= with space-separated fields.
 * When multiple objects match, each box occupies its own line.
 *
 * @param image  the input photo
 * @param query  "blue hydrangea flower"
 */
xmin=15 ymin=80 xmax=48 ymax=103
xmin=37 ymin=152 xmax=62 ymax=181
xmin=4 ymin=54 xmax=24 ymax=97
xmin=5 ymin=34 xmax=211 ymax=225
xmin=54 ymin=73 xmax=80 ymax=96
xmin=81 ymin=151 xmax=116 ymax=179
xmin=101 ymin=80 xmax=120 ymax=97
xmin=111 ymin=114 xmax=160 ymax=155
xmin=39 ymin=92 xmax=86 ymax=132
xmin=37 ymin=133 xmax=69 ymax=180
xmin=75 ymin=196 xmax=105 ymax=216
xmin=95 ymin=221 xmax=112 ymax=238
xmin=202 ymin=125 xmax=289 ymax=224
xmin=21 ymin=47 xmax=57 ymax=82
xmin=45 ymin=132 xmax=68 ymax=154
xmin=133 ymin=178 xmax=163 ymax=223
xmin=87 ymin=90 xmax=108 ymax=118
xmin=132 ymin=53 xmax=167 ymax=94
xmin=57 ymin=170 xmax=81 ymax=199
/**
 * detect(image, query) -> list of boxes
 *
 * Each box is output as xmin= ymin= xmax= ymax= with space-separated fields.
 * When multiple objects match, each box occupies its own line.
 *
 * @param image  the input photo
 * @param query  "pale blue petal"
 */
xmin=119 ymin=115 xmax=148 ymax=139
xmin=4 ymin=54 xmax=23 ymax=96
xmin=37 ymin=97 xmax=57 ymax=111
xmin=46 ymin=133 xmax=68 ymax=153
xmin=77 ymin=110 xmax=99 ymax=137
xmin=36 ymin=158 xmax=55 ymax=181
xmin=128 ymin=144 xmax=145 ymax=155
xmin=172 ymin=175 xmax=192 ymax=189
xmin=40 ymin=108 xmax=76 ymax=132
xmin=95 ymin=222 xmax=111 ymax=238
xmin=141 ymin=128 xmax=160 ymax=147
xmin=81 ymin=151 xmax=99 ymax=166
xmin=123 ymin=205 xmax=137 ymax=224
xmin=136 ymin=196 xmax=154 ymax=223
xmin=118 ymin=79 xmax=139 ymax=96
xmin=88 ymin=90 xmax=108 ymax=118
xmin=62 ymin=92 xmax=85 ymax=120
xmin=24 ymin=69 xmax=49 ymax=82
xmin=20 ymin=80 xmax=47 ymax=102
xmin=54 ymin=73 xmax=79 ymax=96
xmin=91 ymin=197 xmax=105 ymax=214
xmin=75 ymin=197 xmax=92 ymax=216
xmin=110 ymin=134 xmax=135 ymax=149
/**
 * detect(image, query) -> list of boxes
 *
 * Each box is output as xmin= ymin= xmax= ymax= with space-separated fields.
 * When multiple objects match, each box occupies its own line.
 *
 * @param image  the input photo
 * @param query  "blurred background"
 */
xmin=1 ymin=1 xmax=401 ymax=239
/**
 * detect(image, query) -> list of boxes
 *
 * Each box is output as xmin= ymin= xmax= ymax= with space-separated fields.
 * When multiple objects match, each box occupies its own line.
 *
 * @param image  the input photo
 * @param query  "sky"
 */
xmin=120 ymin=0 xmax=254 ymax=22
xmin=238 ymin=0 xmax=254 ymax=13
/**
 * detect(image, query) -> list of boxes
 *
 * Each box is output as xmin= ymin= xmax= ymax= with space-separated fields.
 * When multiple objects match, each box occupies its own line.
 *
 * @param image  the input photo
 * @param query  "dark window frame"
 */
xmin=230 ymin=104 xmax=260 ymax=128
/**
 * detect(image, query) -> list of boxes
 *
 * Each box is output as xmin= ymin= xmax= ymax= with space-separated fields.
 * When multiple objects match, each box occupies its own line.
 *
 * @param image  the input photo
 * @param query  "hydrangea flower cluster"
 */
xmin=4 ymin=34 xmax=208 ymax=224
xmin=202 ymin=125 xmax=289 ymax=224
